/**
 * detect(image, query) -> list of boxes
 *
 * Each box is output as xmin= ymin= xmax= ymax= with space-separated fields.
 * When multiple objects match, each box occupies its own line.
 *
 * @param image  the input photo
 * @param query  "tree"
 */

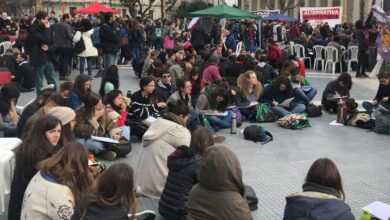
xmin=164 ymin=0 xmax=179 ymax=19
xmin=136 ymin=0 xmax=156 ymax=17
xmin=359 ymin=0 xmax=365 ymax=21
xmin=120 ymin=0 xmax=138 ymax=17
xmin=267 ymin=0 xmax=304 ymax=14
xmin=173 ymin=0 xmax=212 ymax=18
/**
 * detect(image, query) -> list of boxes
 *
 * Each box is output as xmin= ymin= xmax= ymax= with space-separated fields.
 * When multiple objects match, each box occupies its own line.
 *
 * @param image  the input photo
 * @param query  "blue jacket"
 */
xmin=67 ymin=91 xmax=82 ymax=110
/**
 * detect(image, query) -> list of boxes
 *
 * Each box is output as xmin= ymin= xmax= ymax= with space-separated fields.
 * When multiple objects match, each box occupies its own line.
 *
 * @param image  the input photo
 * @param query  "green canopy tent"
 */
xmin=188 ymin=4 xmax=261 ymax=19
xmin=188 ymin=4 xmax=262 ymax=49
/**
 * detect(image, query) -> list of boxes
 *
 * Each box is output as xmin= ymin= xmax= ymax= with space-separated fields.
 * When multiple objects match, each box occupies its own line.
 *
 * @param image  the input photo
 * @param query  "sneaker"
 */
xmin=128 ymin=210 xmax=156 ymax=220
xmin=213 ymin=135 xmax=225 ymax=143
xmin=100 ymin=150 xmax=117 ymax=161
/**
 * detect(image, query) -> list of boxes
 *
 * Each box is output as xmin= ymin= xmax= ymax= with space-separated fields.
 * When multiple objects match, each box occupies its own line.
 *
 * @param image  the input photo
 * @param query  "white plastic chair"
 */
xmin=313 ymin=45 xmax=325 ymax=71
xmin=0 ymin=149 xmax=15 ymax=214
xmin=293 ymin=44 xmax=311 ymax=69
xmin=1 ymin=41 xmax=11 ymax=51
xmin=340 ymin=45 xmax=347 ymax=61
xmin=347 ymin=46 xmax=359 ymax=73
xmin=235 ymin=41 xmax=243 ymax=55
xmin=325 ymin=46 xmax=342 ymax=76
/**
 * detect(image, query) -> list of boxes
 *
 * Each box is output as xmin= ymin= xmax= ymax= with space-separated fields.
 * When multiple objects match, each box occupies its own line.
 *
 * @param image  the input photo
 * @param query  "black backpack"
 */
xmin=107 ymin=138 xmax=132 ymax=157
xmin=306 ymin=104 xmax=323 ymax=117
xmin=126 ymin=118 xmax=148 ymax=140
xmin=243 ymin=125 xmax=273 ymax=144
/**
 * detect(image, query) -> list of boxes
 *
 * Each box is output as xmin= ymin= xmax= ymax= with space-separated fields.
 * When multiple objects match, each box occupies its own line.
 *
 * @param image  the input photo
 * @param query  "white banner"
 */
xmin=299 ymin=7 xmax=343 ymax=27
xmin=253 ymin=10 xmax=280 ymax=18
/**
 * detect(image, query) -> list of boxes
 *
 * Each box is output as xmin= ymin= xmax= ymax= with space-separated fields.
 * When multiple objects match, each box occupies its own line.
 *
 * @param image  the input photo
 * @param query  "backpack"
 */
xmin=243 ymin=125 xmax=273 ymax=144
xmin=126 ymin=118 xmax=148 ymax=140
xmin=306 ymin=104 xmax=323 ymax=117
xmin=107 ymin=138 xmax=132 ymax=157
xmin=155 ymin=28 xmax=162 ymax=38
xmin=91 ymin=25 xmax=103 ymax=48
xmin=374 ymin=108 xmax=390 ymax=134
xmin=244 ymin=185 xmax=258 ymax=211
xmin=252 ymin=104 xmax=278 ymax=122
xmin=278 ymin=113 xmax=311 ymax=130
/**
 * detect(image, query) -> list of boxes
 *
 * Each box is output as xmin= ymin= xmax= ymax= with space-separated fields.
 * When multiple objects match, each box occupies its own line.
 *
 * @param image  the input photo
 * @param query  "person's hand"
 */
xmin=44 ymin=20 xmax=50 ymax=29
xmin=41 ymin=44 xmax=48 ymax=51
xmin=93 ymin=106 xmax=105 ymax=120
xmin=157 ymin=102 xmax=167 ymax=108
xmin=120 ymin=101 xmax=127 ymax=111
xmin=334 ymin=91 xmax=341 ymax=98
xmin=383 ymin=97 xmax=389 ymax=102
xmin=372 ymin=100 xmax=378 ymax=105
xmin=272 ymin=101 xmax=278 ymax=106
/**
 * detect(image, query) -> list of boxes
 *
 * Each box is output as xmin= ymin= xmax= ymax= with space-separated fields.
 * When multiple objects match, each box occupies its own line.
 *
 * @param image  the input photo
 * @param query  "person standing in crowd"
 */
xmin=188 ymin=146 xmax=252 ymax=220
xmin=135 ymin=101 xmax=191 ymax=199
xmin=117 ymin=19 xmax=130 ymax=65
xmin=129 ymin=19 xmax=144 ymax=61
xmin=210 ymin=18 xmax=222 ymax=46
xmin=191 ymin=19 xmax=206 ymax=53
xmin=145 ymin=18 xmax=155 ymax=48
xmin=284 ymin=158 xmax=354 ymax=219
xmin=202 ymin=55 xmax=222 ymax=86
xmin=159 ymin=127 xmax=214 ymax=219
xmin=321 ymin=73 xmax=353 ymax=113
xmin=8 ymin=116 xmax=63 ymax=220
xmin=0 ymin=84 xmax=20 ymax=137
xmin=100 ymin=12 xmax=119 ymax=75
xmin=154 ymin=20 xmax=164 ymax=51
xmin=355 ymin=20 xmax=369 ymax=78
xmin=73 ymin=19 xmax=98 ymax=77
xmin=48 ymin=11 xmax=58 ymax=25
xmin=67 ymin=74 xmax=92 ymax=109
xmin=27 ymin=11 xmax=57 ymax=95
xmin=19 ymin=15 xmax=31 ymax=31
xmin=21 ymin=142 xmax=94 ymax=220
xmin=0 ymin=12 xmax=11 ymax=33
xmin=53 ymin=13 xmax=74 ymax=81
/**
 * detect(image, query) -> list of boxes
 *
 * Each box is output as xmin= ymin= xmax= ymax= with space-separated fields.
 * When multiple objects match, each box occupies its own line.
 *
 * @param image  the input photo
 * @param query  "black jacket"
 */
xmin=158 ymin=146 xmax=202 ymax=220
xmin=284 ymin=182 xmax=354 ymax=220
xmin=8 ymin=146 xmax=52 ymax=220
xmin=374 ymin=83 xmax=390 ymax=107
xmin=15 ymin=62 xmax=35 ymax=89
xmin=191 ymin=26 xmax=206 ymax=47
xmin=321 ymin=80 xmax=350 ymax=103
xmin=128 ymin=90 xmax=160 ymax=120
xmin=356 ymin=29 xmax=369 ymax=51
xmin=71 ymin=195 xmax=128 ymax=220
xmin=16 ymin=99 xmax=40 ymax=137
xmin=156 ymin=80 xmax=176 ymax=103
xmin=26 ymin=23 xmax=56 ymax=66
xmin=100 ymin=23 xmax=120 ymax=54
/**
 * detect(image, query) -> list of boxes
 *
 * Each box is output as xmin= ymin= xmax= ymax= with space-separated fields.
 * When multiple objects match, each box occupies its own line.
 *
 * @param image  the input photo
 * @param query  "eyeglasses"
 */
xmin=162 ymin=75 xmax=171 ymax=78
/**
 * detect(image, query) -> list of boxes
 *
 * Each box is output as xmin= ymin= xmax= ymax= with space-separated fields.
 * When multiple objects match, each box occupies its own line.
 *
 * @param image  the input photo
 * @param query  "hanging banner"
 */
xmin=372 ymin=5 xmax=390 ymax=62
xmin=253 ymin=10 xmax=280 ymax=18
xmin=299 ymin=7 xmax=342 ymax=27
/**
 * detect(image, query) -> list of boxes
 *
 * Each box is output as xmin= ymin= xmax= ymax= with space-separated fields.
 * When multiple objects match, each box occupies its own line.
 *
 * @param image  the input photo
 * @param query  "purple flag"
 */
xmin=373 ymin=5 xmax=390 ymax=62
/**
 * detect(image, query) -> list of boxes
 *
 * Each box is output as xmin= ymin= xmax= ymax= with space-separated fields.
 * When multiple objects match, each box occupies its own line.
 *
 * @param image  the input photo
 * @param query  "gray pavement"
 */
xmin=1 ymin=66 xmax=390 ymax=220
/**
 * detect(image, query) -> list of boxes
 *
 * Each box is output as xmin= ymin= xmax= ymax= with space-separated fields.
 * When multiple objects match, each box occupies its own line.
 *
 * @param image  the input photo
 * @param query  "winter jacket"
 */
xmin=190 ymin=26 xmax=206 ymax=47
xmin=15 ymin=61 xmax=35 ymax=89
xmin=356 ymin=29 xmax=369 ymax=51
xmin=128 ymin=90 xmax=160 ymax=120
xmin=169 ymin=63 xmax=184 ymax=85
xmin=17 ymin=99 xmax=41 ymax=137
xmin=21 ymin=107 xmax=45 ymax=139
xmin=158 ymin=146 xmax=202 ymax=219
xmin=73 ymin=29 xmax=98 ymax=57
xmin=262 ymin=84 xmax=294 ymax=104
xmin=167 ymin=91 xmax=194 ymax=112
xmin=202 ymin=64 xmax=222 ymax=85
xmin=27 ymin=23 xmax=57 ymax=66
xmin=71 ymin=195 xmax=128 ymax=220
xmin=8 ymin=144 xmax=53 ymax=220
xmin=267 ymin=44 xmax=282 ymax=62
xmin=188 ymin=146 xmax=252 ymax=220
xmin=53 ymin=21 xmax=74 ymax=49
xmin=21 ymin=171 xmax=74 ymax=220
xmin=74 ymin=106 xmax=120 ymax=139
xmin=321 ymin=80 xmax=350 ymax=104
xmin=256 ymin=62 xmax=277 ymax=84
xmin=135 ymin=113 xmax=191 ymax=199
xmin=100 ymin=23 xmax=120 ymax=54
xmin=156 ymin=80 xmax=176 ymax=103
xmin=284 ymin=182 xmax=354 ymax=220
xmin=67 ymin=91 xmax=83 ymax=110
xmin=374 ymin=83 xmax=390 ymax=106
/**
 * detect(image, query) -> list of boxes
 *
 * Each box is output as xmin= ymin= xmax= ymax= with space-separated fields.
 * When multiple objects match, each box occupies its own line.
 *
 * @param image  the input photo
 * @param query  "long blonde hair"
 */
xmin=237 ymin=71 xmax=263 ymax=100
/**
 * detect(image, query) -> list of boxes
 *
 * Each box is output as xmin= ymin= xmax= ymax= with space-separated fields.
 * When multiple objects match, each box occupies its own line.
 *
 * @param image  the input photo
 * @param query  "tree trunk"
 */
xmin=360 ymin=0 xmax=365 ymax=21
xmin=160 ymin=0 xmax=164 ymax=18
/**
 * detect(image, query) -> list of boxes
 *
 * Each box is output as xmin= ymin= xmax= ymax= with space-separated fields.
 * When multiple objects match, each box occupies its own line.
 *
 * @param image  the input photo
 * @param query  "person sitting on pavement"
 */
xmin=195 ymin=84 xmax=232 ymax=132
xmin=8 ymin=116 xmax=63 ymax=220
xmin=128 ymin=76 xmax=161 ymax=126
xmin=283 ymin=158 xmax=354 ymax=220
xmin=290 ymin=68 xmax=317 ymax=105
xmin=262 ymin=76 xmax=306 ymax=117
xmin=187 ymin=145 xmax=252 ymax=220
xmin=169 ymin=48 xmax=185 ymax=85
xmin=142 ymin=49 xmax=159 ymax=77
xmin=98 ymin=65 xmax=119 ymax=99
xmin=74 ymin=92 xmax=122 ymax=161
xmin=135 ymin=100 xmax=191 ymax=199
xmin=14 ymin=53 xmax=35 ymax=92
xmin=235 ymin=71 xmax=263 ymax=120
xmin=266 ymin=38 xmax=283 ymax=69
xmin=159 ymin=127 xmax=214 ymax=219
xmin=21 ymin=141 xmax=93 ymax=220
xmin=67 ymin=74 xmax=92 ymax=110
xmin=156 ymin=69 xmax=176 ymax=111
xmin=256 ymin=54 xmax=278 ymax=85
xmin=0 ymin=84 xmax=20 ymax=137
xmin=202 ymin=54 xmax=222 ymax=86
xmin=321 ymin=73 xmax=353 ymax=113
xmin=362 ymin=71 xmax=390 ymax=114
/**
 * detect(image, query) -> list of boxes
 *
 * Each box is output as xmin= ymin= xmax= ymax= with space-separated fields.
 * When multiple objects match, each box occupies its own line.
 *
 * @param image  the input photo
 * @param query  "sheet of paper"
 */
xmin=329 ymin=120 xmax=344 ymax=126
xmin=362 ymin=201 xmax=390 ymax=219
xmin=238 ymin=102 xmax=259 ymax=109
xmin=203 ymin=111 xmax=229 ymax=116
xmin=91 ymin=136 xmax=119 ymax=144
xmin=279 ymin=98 xmax=294 ymax=106
xmin=146 ymin=116 xmax=157 ymax=124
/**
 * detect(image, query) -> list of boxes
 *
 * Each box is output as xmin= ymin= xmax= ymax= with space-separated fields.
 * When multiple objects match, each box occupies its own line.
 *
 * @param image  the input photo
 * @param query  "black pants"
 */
xmin=57 ymin=47 xmax=73 ymax=77
xmin=356 ymin=50 xmax=368 ymax=77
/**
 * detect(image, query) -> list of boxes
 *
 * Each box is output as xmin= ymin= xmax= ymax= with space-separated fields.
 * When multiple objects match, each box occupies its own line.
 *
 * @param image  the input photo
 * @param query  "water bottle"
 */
xmin=127 ymin=90 xmax=132 ymax=98
xmin=230 ymin=112 xmax=237 ymax=134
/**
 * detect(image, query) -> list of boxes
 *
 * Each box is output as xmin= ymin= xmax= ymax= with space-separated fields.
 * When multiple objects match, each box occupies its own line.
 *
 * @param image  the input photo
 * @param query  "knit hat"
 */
xmin=208 ymin=55 xmax=220 ymax=64
xmin=47 ymin=107 xmax=76 ymax=126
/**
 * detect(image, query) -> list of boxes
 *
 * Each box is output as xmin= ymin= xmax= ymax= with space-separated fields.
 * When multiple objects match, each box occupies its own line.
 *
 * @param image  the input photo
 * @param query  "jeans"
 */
xmin=206 ymin=112 xmax=232 ymax=129
xmin=119 ymin=125 xmax=131 ymax=141
xmin=76 ymin=137 xmax=106 ymax=154
xmin=120 ymin=45 xmax=131 ymax=61
xmin=103 ymin=53 xmax=117 ymax=76
xmin=272 ymin=102 xmax=306 ymax=117
xmin=187 ymin=111 xmax=202 ymax=132
xmin=79 ymin=57 xmax=93 ymax=76
xmin=35 ymin=62 xmax=57 ymax=95
xmin=356 ymin=50 xmax=368 ymax=76
xmin=244 ymin=40 xmax=255 ymax=53
xmin=4 ymin=125 xmax=17 ymax=137
xmin=154 ymin=38 xmax=162 ymax=51
xmin=130 ymin=46 xmax=140 ymax=60
xmin=57 ymin=47 xmax=73 ymax=77
xmin=294 ymin=87 xmax=317 ymax=105
xmin=362 ymin=101 xmax=374 ymax=113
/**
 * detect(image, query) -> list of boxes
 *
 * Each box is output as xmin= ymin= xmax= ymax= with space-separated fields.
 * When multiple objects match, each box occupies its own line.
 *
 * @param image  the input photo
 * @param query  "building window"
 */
xmin=260 ymin=0 xmax=267 ymax=9
xmin=333 ymin=0 xmax=340 ymax=6
xmin=252 ymin=0 xmax=258 ymax=11
xmin=320 ymin=0 xmax=327 ymax=7
xmin=308 ymin=0 xmax=315 ymax=7
xmin=237 ymin=0 xmax=242 ymax=8
xmin=122 ymin=9 xmax=126 ymax=16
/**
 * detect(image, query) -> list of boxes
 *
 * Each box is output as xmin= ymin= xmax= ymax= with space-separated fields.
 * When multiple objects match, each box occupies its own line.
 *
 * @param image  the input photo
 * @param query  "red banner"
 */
xmin=302 ymin=8 xmax=341 ymax=20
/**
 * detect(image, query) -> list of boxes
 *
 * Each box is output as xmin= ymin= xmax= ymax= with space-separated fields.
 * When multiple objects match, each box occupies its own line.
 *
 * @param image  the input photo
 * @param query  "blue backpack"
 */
xmin=91 ymin=26 xmax=102 ymax=48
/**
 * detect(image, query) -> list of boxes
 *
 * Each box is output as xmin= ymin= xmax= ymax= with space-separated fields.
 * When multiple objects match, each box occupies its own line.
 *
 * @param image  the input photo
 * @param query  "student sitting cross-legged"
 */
xmin=362 ymin=71 xmax=390 ymax=114
xmin=290 ymin=68 xmax=317 ymax=105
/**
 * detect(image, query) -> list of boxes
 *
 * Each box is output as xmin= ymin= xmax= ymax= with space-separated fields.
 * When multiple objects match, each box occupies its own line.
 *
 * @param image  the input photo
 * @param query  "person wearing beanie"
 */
xmin=202 ymin=55 xmax=222 ymax=86
xmin=47 ymin=106 xmax=77 ymax=144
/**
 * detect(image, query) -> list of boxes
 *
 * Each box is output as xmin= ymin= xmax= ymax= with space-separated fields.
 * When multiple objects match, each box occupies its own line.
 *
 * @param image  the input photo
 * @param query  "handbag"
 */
xmin=244 ymin=185 xmax=258 ymax=211
xmin=278 ymin=113 xmax=311 ymax=130
xmin=227 ymin=106 xmax=242 ymax=126
xmin=107 ymin=138 xmax=132 ymax=157
xmin=74 ymin=36 xmax=86 ymax=54
xmin=253 ymin=104 xmax=278 ymax=122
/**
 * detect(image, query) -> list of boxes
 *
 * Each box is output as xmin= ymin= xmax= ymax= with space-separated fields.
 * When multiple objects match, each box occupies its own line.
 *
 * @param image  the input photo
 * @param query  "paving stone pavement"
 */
xmin=1 ymin=66 xmax=389 ymax=220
